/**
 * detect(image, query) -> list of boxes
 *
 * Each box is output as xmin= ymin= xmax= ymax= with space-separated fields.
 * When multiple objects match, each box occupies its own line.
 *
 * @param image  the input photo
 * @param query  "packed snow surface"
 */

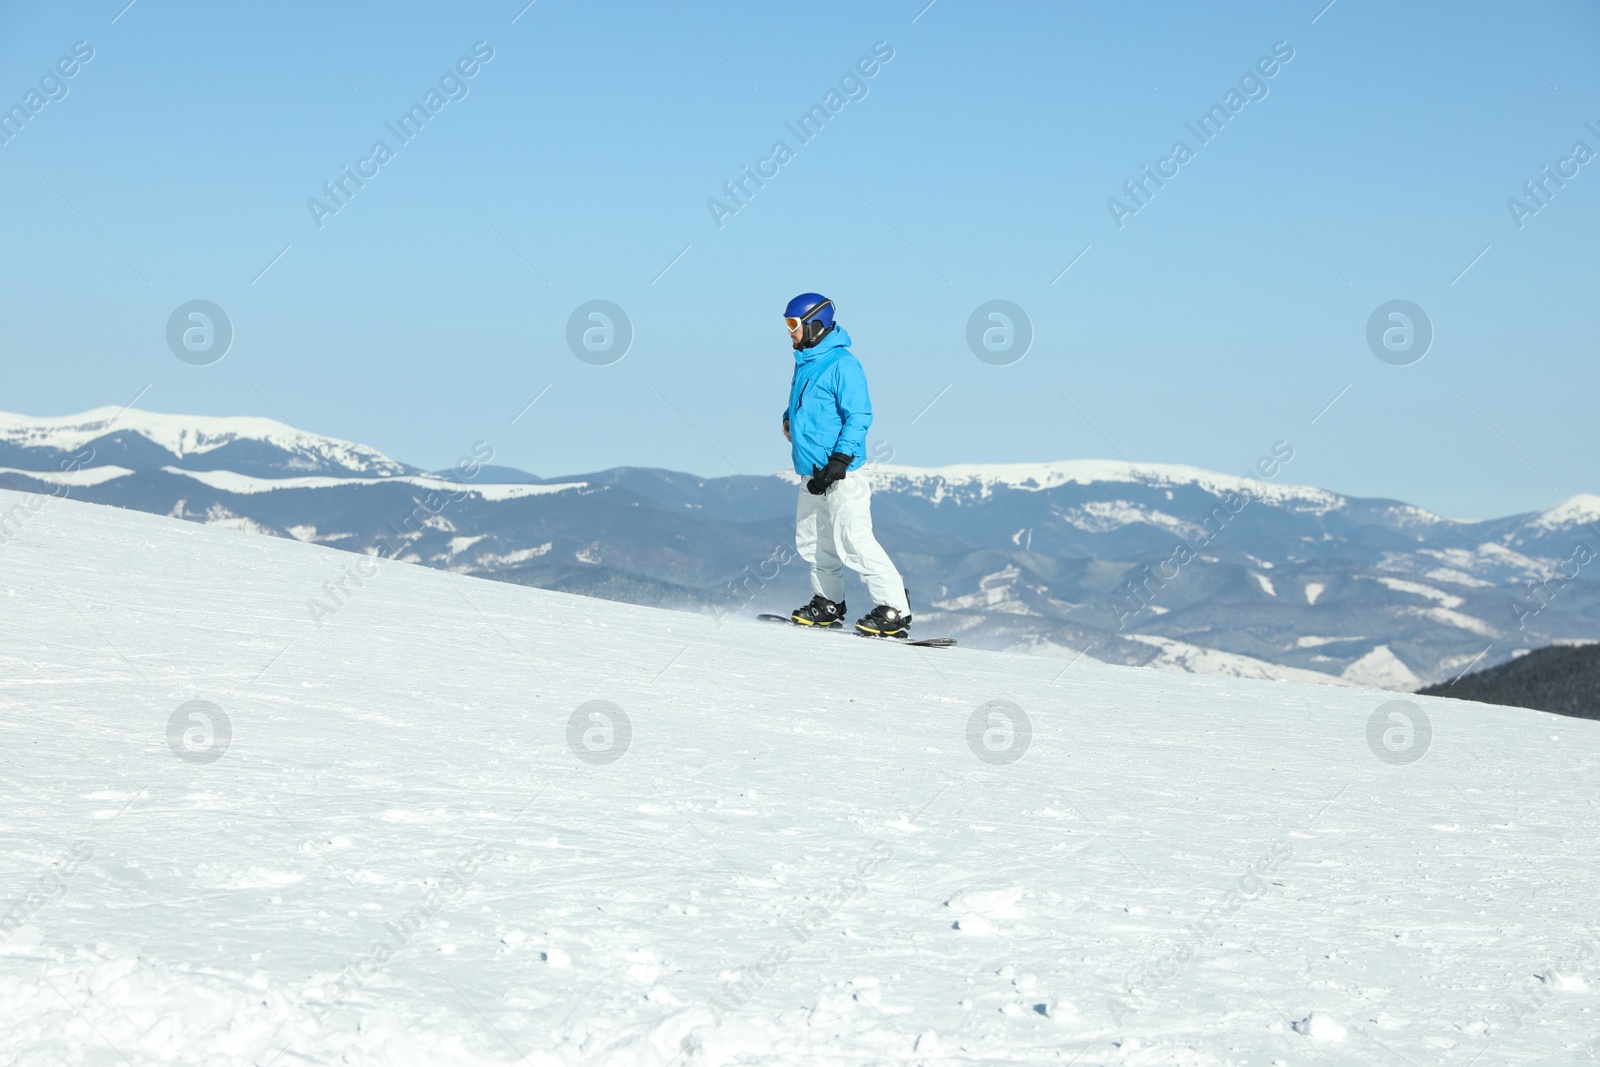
xmin=2 ymin=489 xmax=1597 ymax=1066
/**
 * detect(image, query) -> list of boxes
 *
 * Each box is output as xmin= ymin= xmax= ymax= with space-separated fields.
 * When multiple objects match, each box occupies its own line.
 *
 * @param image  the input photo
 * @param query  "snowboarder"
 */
xmin=779 ymin=293 xmax=913 ymax=638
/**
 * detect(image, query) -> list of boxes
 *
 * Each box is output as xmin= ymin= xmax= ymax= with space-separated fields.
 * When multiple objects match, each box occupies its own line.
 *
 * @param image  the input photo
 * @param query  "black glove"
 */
xmin=806 ymin=452 xmax=853 ymax=495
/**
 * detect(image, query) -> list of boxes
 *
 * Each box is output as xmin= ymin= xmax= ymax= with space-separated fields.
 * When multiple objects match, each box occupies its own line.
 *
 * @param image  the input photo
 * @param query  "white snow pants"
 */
xmin=794 ymin=475 xmax=910 ymax=614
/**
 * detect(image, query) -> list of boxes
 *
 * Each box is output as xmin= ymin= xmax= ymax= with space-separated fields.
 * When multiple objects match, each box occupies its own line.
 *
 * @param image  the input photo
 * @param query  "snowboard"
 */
xmin=757 ymin=613 xmax=956 ymax=648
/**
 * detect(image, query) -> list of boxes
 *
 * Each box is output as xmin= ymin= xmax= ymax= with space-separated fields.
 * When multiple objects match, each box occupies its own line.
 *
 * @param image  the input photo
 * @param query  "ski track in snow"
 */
xmin=1 ymin=489 xmax=1598 ymax=1066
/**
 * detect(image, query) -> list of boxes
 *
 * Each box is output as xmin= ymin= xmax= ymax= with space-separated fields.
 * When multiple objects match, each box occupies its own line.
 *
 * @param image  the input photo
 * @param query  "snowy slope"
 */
xmin=1526 ymin=493 xmax=1600 ymax=533
xmin=2 ymin=490 xmax=1598 ymax=1066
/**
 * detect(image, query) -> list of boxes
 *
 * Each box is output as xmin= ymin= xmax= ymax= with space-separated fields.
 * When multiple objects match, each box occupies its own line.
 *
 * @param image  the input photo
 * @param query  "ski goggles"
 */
xmin=784 ymin=299 xmax=832 ymax=332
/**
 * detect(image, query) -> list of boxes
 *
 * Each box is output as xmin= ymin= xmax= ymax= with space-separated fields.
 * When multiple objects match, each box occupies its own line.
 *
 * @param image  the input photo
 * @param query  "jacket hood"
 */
xmin=793 ymin=325 xmax=852 ymax=364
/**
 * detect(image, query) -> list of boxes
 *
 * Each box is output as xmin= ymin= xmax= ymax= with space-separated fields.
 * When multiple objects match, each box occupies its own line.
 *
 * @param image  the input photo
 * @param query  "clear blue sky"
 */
xmin=2 ymin=0 xmax=1595 ymax=518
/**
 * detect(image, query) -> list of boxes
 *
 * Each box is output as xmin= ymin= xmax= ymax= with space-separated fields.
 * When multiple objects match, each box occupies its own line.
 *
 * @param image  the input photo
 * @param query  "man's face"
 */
xmin=787 ymin=319 xmax=804 ymax=347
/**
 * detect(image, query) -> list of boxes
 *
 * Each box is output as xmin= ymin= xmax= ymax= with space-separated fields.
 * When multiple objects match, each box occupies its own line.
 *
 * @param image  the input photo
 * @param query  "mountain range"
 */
xmin=2 ymin=406 xmax=1596 ymax=689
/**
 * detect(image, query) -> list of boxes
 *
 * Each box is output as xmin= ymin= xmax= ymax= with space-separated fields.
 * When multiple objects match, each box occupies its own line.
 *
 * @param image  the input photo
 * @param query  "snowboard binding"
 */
xmin=792 ymin=595 xmax=846 ymax=628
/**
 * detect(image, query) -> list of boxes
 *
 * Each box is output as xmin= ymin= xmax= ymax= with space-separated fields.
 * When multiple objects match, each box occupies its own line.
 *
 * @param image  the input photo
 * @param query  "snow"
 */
xmin=1292 ymin=1009 xmax=1349 ymax=1041
xmin=1295 ymin=635 xmax=1344 ymax=648
xmin=1304 ymin=581 xmax=1326 ymax=605
xmin=3 ymin=488 xmax=1598 ymax=1065
xmin=165 ymin=467 xmax=587 ymax=501
xmin=1527 ymin=493 xmax=1600 ymax=531
xmin=1377 ymin=576 xmax=1464 ymax=609
xmin=1123 ymin=634 xmax=1357 ymax=687
xmin=1540 ymin=970 xmax=1591 ymax=992
xmin=1423 ymin=567 xmax=1494 ymax=589
xmin=1056 ymin=500 xmax=1197 ymax=536
xmin=475 ymin=543 xmax=555 ymax=568
xmin=867 ymin=460 xmax=1368 ymax=516
xmin=930 ymin=565 xmax=1038 ymax=614
xmin=1406 ymin=606 xmax=1497 ymax=639
xmin=0 ymin=463 xmax=134 ymax=487
xmin=1339 ymin=644 xmax=1423 ymax=690
xmin=1474 ymin=541 xmax=1545 ymax=572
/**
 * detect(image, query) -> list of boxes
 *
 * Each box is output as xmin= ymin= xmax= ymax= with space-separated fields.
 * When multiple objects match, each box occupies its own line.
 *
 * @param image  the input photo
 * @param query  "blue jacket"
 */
xmin=782 ymin=326 xmax=870 ymax=477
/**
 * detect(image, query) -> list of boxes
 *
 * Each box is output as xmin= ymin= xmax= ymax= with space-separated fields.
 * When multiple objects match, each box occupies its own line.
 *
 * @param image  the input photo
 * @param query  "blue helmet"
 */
xmin=784 ymin=292 xmax=835 ymax=349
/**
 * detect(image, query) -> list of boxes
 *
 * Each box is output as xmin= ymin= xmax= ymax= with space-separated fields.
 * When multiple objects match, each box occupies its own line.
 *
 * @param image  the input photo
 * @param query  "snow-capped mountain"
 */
xmin=0 ymin=406 xmax=412 ymax=478
xmin=1 ymin=407 xmax=1595 ymax=689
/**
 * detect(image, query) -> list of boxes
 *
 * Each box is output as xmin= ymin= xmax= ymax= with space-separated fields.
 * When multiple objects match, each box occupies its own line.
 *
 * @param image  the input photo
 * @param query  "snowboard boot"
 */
xmin=855 ymin=604 xmax=911 ymax=638
xmin=792 ymin=594 xmax=846 ymax=628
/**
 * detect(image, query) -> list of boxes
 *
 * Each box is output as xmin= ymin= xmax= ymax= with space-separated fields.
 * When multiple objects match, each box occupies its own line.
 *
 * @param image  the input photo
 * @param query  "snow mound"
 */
xmin=1538 ymin=969 xmax=1590 ymax=992
xmin=1292 ymin=1010 xmax=1348 ymax=1040
xmin=945 ymin=886 xmax=1027 ymax=919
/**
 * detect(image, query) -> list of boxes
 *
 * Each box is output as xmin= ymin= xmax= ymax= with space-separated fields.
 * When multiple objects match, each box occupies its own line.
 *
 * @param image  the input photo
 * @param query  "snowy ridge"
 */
xmin=0 ymin=464 xmax=134 ymax=487
xmin=1528 ymin=493 xmax=1600 ymax=532
xmin=863 ymin=460 xmax=1368 ymax=515
xmin=164 ymin=467 xmax=587 ymax=501
xmin=0 ymin=406 xmax=409 ymax=476
xmin=0 ymin=463 xmax=586 ymax=501
xmin=1119 ymin=633 xmax=1360 ymax=686
xmin=2 ymin=489 xmax=1596 ymax=1065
